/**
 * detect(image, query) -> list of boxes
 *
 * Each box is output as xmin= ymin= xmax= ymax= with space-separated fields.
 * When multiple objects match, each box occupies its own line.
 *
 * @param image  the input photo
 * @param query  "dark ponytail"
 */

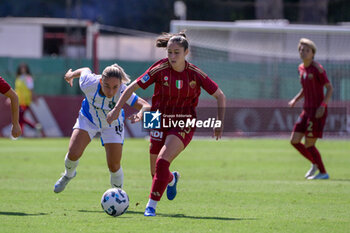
xmin=156 ymin=31 xmax=188 ymax=50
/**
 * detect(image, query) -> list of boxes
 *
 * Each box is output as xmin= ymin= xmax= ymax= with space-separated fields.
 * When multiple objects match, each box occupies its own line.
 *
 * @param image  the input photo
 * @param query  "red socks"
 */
xmin=307 ymin=146 xmax=326 ymax=173
xmin=292 ymin=143 xmax=315 ymax=164
xmin=149 ymin=158 xmax=174 ymax=201
xmin=292 ymin=143 xmax=326 ymax=173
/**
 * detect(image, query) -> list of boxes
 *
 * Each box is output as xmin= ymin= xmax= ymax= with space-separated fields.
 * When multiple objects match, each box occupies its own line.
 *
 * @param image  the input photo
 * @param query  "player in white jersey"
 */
xmin=54 ymin=64 xmax=150 ymax=193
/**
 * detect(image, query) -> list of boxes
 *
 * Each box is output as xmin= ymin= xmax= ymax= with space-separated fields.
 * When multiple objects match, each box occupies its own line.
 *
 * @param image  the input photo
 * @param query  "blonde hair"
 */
xmin=298 ymin=38 xmax=317 ymax=55
xmin=102 ymin=64 xmax=131 ymax=84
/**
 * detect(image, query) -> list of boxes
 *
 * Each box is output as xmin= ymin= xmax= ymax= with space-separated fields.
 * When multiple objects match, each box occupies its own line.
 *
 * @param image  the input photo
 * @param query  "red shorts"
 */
xmin=149 ymin=127 xmax=195 ymax=155
xmin=293 ymin=109 xmax=327 ymax=138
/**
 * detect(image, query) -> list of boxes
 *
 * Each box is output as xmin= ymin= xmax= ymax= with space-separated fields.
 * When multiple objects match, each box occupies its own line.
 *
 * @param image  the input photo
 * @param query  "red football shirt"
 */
xmin=137 ymin=58 xmax=218 ymax=116
xmin=0 ymin=77 xmax=11 ymax=94
xmin=298 ymin=61 xmax=330 ymax=115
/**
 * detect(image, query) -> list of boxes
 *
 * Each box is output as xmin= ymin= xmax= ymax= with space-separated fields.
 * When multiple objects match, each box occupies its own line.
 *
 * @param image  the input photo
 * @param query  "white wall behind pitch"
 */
xmin=0 ymin=24 xmax=42 ymax=58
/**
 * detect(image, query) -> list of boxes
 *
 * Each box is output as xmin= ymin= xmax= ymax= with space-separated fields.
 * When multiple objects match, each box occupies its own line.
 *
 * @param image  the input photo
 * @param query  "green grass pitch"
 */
xmin=0 ymin=138 xmax=349 ymax=233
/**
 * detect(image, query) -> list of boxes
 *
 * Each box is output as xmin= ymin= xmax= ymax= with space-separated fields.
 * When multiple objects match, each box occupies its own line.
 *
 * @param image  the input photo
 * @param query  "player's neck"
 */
xmin=303 ymin=59 xmax=313 ymax=67
xmin=171 ymin=62 xmax=186 ymax=72
xmin=99 ymin=88 xmax=106 ymax=97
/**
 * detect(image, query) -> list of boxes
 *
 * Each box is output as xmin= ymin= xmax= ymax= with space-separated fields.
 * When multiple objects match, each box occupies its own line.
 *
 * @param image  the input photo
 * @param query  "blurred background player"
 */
xmin=53 ymin=64 xmax=150 ymax=193
xmin=15 ymin=63 xmax=42 ymax=136
xmin=0 ymin=76 xmax=22 ymax=138
xmin=107 ymin=32 xmax=226 ymax=216
xmin=289 ymin=38 xmax=333 ymax=180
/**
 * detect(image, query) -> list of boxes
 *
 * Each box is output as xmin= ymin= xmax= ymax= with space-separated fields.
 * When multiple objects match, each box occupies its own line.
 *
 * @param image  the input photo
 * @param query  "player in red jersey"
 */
xmin=289 ymin=38 xmax=333 ymax=180
xmin=107 ymin=32 xmax=226 ymax=216
xmin=0 ymin=77 xmax=21 ymax=138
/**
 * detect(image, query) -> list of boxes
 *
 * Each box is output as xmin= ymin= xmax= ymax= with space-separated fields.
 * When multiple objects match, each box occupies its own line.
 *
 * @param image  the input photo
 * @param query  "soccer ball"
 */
xmin=101 ymin=188 xmax=129 ymax=217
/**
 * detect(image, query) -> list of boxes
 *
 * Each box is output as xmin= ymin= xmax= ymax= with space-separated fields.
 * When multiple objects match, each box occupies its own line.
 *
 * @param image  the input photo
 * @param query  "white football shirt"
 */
xmin=79 ymin=69 xmax=138 ymax=128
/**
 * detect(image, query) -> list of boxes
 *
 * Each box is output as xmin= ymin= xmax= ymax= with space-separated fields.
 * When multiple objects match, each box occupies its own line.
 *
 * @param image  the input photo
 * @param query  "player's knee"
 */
xmin=304 ymin=142 xmax=315 ymax=148
xmin=290 ymin=139 xmax=300 ymax=145
xmin=158 ymin=148 xmax=177 ymax=162
xmin=108 ymin=163 xmax=121 ymax=173
xmin=67 ymin=151 xmax=81 ymax=161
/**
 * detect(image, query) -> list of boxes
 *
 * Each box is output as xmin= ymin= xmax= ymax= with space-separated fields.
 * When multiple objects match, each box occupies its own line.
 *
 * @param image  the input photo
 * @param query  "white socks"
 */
xmin=168 ymin=173 xmax=175 ymax=186
xmin=64 ymin=153 xmax=79 ymax=178
xmin=146 ymin=198 xmax=158 ymax=209
xmin=110 ymin=167 xmax=124 ymax=188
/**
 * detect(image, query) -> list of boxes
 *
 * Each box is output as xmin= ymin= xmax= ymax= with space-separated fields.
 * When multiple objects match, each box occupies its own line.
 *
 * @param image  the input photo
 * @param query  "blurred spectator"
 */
xmin=15 ymin=63 xmax=42 ymax=136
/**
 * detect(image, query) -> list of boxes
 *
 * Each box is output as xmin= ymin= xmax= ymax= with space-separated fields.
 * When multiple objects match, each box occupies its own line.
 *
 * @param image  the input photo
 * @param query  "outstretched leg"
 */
xmin=305 ymin=137 xmax=328 ymax=179
xmin=54 ymin=129 xmax=90 ymax=193
xmin=144 ymin=135 xmax=184 ymax=216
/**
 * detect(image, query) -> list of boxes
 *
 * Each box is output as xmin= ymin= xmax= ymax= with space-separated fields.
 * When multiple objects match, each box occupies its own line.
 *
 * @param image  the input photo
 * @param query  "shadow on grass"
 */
xmin=0 ymin=211 xmax=47 ymax=216
xmin=331 ymin=179 xmax=350 ymax=182
xmin=126 ymin=211 xmax=256 ymax=221
xmin=78 ymin=210 xmax=104 ymax=213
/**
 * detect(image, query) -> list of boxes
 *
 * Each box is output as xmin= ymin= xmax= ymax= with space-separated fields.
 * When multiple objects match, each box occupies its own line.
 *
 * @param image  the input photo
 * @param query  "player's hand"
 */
xmin=315 ymin=106 xmax=325 ymax=118
xmin=11 ymin=123 xmax=22 ymax=138
xmin=213 ymin=126 xmax=223 ymax=140
xmin=128 ymin=111 xmax=143 ymax=124
xmin=288 ymin=99 xmax=296 ymax=108
xmin=107 ymin=108 xmax=120 ymax=125
xmin=64 ymin=69 xmax=74 ymax=87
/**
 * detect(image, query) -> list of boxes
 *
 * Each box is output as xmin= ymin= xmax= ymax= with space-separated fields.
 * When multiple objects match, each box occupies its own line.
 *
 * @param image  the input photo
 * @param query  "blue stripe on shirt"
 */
xmin=92 ymin=84 xmax=103 ymax=128
xmin=121 ymin=109 xmax=125 ymax=121
xmin=130 ymin=95 xmax=138 ymax=107
xmin=80 ymin=98 xmax=95 ymax=124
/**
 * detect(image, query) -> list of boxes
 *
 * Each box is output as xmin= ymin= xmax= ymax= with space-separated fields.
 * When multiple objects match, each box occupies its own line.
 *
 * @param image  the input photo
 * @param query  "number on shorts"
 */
xmin=115 ymin=124 xmax=123 ymax=136
xmin=307 ymin=121 xmax=313 ymax=132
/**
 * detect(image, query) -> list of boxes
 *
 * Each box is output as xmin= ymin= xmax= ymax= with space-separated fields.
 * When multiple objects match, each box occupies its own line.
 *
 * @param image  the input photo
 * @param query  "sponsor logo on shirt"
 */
xmin=308 ymin=73 xmax=314 ymax=80
xmin=163 ymin=76 xmax=169 ymax=86
xmin=141 ymin=74 xmax=150 ymax=83
xmin=108 ymin=101 xmax=116 ymax=109
xmin=150 ymin=130 xmax=163 ymax=139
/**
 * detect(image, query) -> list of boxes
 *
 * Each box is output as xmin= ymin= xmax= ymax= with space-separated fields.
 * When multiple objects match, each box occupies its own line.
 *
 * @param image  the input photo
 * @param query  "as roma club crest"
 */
xmin=189 ymin=80 xmax=196 ymax=88
xmin=176 ymin=80 xmax=183 ymax=89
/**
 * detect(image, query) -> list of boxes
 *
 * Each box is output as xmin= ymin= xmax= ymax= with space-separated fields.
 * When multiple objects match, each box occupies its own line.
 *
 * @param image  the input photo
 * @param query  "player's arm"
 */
xmin=323 ymin=82 xmax=333 ymax=105
xmin=315 ymin=82 xmax=333 ymax=119
xmin=288 ymin=88 xmax=304 ymax=107
xmin=4 ymin=88 xmax=22 ymax=138
xmin=128 ymin=97 xmax=151 ymax=124
xmin=212 ymin=88 xmax=226 ymax=140
xmin=107 ymin=80 xmax=141 ymax=124
xmin=64 ymin=67 xmax=91 ymax=87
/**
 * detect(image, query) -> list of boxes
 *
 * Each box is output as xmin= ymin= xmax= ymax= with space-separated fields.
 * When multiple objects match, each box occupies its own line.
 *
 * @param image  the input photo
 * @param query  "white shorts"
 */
xmin=73 ymin=113 xmax=124 ymax=145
